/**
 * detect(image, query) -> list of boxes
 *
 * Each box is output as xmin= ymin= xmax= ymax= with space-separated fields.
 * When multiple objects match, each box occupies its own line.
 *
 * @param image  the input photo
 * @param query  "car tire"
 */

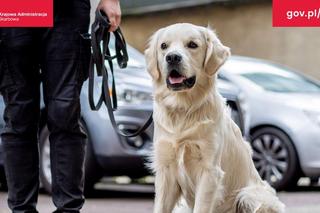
xmin=250 ymin=127 xmax=300 ymax=191
xmin=39 ymin=122 xmax=103 ymax=195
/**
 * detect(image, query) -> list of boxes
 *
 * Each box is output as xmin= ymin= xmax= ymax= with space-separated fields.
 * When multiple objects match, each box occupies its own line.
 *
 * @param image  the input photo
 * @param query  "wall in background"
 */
xmin=120 ymin=2 xmax=320 ymax=79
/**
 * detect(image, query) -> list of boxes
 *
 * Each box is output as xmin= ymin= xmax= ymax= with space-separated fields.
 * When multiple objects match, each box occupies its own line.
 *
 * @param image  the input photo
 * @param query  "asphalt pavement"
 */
xmin=0 ymin=183 xmax=320 ymax=213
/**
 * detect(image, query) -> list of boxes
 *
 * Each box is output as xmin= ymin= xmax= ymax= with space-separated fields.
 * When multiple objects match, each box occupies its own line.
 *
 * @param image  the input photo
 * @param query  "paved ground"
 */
xmin=0 ymin=184 xmax=320 ymax=213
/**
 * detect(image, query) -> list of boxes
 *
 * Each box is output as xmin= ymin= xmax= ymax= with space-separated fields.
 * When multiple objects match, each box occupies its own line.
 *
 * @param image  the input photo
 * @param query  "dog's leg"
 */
xmin=154 ymin=167 xmax=181 ymax=213
xmin=153 ymin=140 xmax=181 ymax=213
xmin=193 ymin=166 xmax=224 ymax=213
xmin=234 ymin=184 xmax=285 ymax=213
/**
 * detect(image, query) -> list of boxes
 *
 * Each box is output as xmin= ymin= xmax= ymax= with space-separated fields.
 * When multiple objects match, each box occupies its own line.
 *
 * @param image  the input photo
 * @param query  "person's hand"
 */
xmin=98 ymin=0 xmax=121 ymax=32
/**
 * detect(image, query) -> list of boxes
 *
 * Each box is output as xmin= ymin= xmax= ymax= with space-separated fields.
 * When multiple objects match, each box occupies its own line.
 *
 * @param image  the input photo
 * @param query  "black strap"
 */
xmin=88 ymin=10 xmax=153 ymax=137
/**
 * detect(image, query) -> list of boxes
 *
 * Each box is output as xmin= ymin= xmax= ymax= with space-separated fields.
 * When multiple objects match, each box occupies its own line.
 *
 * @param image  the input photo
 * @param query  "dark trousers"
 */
xmin=0 ymin=0 xmax=91 ymax=212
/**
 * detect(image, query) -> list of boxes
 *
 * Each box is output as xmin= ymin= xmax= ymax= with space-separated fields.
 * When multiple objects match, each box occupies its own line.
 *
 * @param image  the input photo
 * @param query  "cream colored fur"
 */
xmin=145 ymin=23 xmax=285 ymax=213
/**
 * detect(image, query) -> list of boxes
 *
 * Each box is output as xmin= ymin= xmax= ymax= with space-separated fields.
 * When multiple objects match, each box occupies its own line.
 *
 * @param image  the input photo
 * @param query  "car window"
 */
xmin=241 ymin=72 xmax=320 ymax=93
xmin=224 ymin=59 xmax=320 ymax=93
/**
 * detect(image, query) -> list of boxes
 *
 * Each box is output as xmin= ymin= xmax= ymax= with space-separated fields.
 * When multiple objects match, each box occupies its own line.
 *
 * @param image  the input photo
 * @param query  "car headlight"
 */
xmin=304 ymin=110 xmax=320 ymax=126
xmin=115 ymin=83 xmax=153 ymax=106
xmin=94 ymin=77 xmax=153 ymax=106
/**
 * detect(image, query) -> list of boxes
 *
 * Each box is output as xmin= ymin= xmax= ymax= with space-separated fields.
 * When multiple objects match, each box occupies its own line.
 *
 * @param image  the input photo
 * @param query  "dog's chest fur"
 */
xmin=153 ymin=105 xmax=223 ymax=204
xmin=175 ymin=140 xmax=206 ymax=202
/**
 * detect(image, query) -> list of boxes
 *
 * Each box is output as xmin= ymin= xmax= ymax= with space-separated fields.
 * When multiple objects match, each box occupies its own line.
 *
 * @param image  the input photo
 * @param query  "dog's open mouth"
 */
xmin=168 ymin=70 xmax=187 ymax=84
xmin=166 ymin=70 xmax=196 ymax=91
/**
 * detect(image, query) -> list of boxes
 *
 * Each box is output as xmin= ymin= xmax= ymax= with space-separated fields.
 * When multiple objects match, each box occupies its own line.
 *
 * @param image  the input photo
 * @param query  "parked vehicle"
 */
xmin=219 ymin=56 xmax=320 ymax=190
xmin=0 ymin=45 xmax=247 ymax=193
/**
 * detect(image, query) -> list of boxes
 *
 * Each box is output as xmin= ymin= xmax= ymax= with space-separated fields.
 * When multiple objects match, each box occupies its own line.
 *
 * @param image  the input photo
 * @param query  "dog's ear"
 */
xmin=203 ymin=27 xmax=230 ymax=76
xmin=145 ymin=30 xmax=162 ymax=81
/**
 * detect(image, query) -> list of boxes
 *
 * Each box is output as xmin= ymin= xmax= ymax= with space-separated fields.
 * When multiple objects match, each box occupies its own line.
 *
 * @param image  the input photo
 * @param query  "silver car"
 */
xmin=219 ymin=56 xmax=320 ymax=190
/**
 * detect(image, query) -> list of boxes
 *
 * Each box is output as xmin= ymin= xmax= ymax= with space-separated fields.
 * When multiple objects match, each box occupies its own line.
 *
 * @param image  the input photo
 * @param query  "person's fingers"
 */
xmin=108 ymin=16 xmax=117 ymax=32
xmin=97 ymin=0 xmax=121 ymax=31
xmin=115 ymin=11 xmax=121 ymax=28
xmin=108 ymin=9 xmax=121 ymax=31
xmin=112 ymin=0 xmax=121 ymax=25
xmin=109 ymin=25 xmax=117 ymax=32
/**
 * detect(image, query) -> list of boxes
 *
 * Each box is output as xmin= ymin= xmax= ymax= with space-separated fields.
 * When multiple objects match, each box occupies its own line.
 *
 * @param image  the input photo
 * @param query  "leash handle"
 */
xmin=98 ymin=10 xmax=128 ymax=69
xmin=88 ymin=10 xmax=153 ymax=138
xmin=96 ymin=10 xmax=111 ymax=29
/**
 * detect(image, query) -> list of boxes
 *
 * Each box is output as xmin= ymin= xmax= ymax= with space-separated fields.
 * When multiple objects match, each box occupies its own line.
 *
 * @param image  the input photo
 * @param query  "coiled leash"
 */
xmin=88 ymin=10 xmax=153 ymax=137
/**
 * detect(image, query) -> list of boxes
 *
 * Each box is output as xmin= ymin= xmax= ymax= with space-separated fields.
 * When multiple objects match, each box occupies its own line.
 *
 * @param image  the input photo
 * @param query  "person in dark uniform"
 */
xmin=0 ymin=0 xmax=121 ymax=212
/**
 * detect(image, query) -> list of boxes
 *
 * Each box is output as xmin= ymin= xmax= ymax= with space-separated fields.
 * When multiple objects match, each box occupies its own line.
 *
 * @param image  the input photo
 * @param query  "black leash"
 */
xmin=88 ymin=10 xmax=153 ymax=137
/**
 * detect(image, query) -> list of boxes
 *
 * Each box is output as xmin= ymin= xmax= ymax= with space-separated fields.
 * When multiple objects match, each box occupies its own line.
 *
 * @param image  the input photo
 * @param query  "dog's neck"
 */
xmin=153 ymin=76 xmax=225 ymax=133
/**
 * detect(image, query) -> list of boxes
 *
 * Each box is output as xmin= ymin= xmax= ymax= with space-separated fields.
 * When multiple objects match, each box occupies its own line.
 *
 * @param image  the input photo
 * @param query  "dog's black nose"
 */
xmin=166 ymin=53 xmax=182 ymax=65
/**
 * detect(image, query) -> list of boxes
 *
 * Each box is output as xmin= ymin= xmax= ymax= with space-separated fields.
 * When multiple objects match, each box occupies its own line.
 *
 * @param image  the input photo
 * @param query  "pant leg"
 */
xmin=40 ymin=1 xmax=91 ymax=212
xmin=0 ymin=28 xmax=41 ymax=213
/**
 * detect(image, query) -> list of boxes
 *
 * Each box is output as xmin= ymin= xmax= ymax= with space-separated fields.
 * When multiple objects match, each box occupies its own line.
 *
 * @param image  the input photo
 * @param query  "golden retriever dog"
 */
xmin=145 ymin=23 xmax=285 ymax=213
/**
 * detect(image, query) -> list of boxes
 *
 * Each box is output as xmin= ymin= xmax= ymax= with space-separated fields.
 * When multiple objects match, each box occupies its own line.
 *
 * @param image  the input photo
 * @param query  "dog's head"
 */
xmin=145 ymin=23 xmax=230 ymax=92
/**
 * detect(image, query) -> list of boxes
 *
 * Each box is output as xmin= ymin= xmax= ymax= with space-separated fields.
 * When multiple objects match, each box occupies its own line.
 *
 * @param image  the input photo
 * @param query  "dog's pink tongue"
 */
xmin=169 ymin=76 xmax=186 ymax=84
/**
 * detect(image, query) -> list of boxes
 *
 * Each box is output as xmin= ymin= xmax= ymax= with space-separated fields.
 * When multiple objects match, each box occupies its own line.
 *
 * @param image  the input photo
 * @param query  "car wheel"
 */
xmin=250 ymin=127 xmax=300 ymax=190
xmin=39 ymin=122 xmax=103 ymax=194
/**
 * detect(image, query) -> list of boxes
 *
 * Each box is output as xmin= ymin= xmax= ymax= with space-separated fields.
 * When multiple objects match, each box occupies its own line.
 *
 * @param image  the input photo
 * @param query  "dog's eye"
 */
xmin=187 ymin=41 xmax=198 ymax=49
xmin=161 ymin=43 xmax=168 ymax=50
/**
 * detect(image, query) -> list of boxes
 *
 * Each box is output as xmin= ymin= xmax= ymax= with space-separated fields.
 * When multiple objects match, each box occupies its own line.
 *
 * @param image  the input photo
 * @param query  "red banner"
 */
xmin=273 ymin=0 xmax=320 ymax=27
xmin=0 ymin=0 xmax=53 ymax=27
